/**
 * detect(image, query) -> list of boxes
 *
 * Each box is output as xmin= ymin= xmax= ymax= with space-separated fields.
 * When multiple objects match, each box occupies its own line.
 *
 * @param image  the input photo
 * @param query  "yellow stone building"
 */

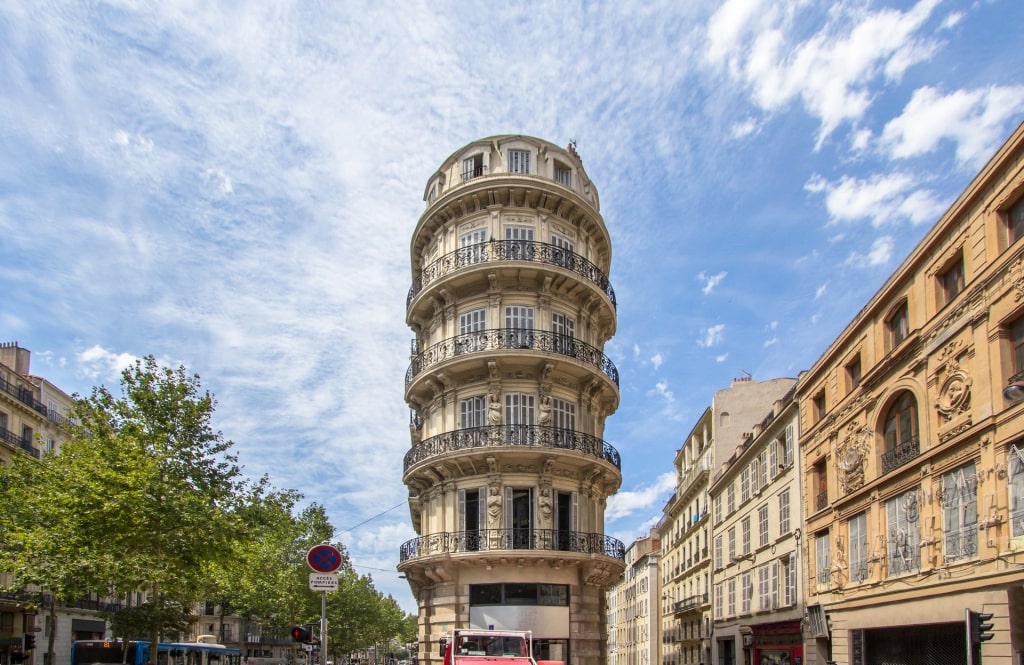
xmin=398 ymin=136 xmax=625 ymax=665
xmin=798 ymin=122 xmax=1024 ymax=664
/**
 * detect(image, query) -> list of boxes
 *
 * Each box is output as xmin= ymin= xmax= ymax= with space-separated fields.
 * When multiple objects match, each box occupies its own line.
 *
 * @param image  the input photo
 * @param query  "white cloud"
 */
xmin=763 ymin=336 xmax=778 ymax=348
xmin=650 ymin=380 xmax=675 ymax=404
xmin=705 ymin=0 xmax=942 ymax=146
xmin=651 ymin=353 xmax=664 ymax=370
xmin=845 ymin=235 xmax=894 ymax=268
xmin=806 ymin=172 xmax=945 ymax=227
xmin=697 ymin=270 xmax=728 ymax=295
xmin=731 ymin=117 xmax=762 ymax=139
xmin=815 ymin=282 xmax=828 ymax=299
xmin=606 ymin=472 xmax=677 ymax=521
xmin=940 ymin=11 xmax=964 ymax=30
xmin=881 ymin=85 xmax=1024 ymax=166
xmin=716 ymin=353 xmax=729 ymax=363
xmin=698 ymin=323 xmax=726 ymax=348
xmin=76 ymin=345 xmax=142 ymax=381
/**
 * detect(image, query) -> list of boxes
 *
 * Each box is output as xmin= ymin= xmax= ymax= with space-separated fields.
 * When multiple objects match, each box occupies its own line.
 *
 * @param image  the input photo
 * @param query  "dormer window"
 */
xmin=507 ymin=149 xmax=530 ymax=174
xmin=462 ymin=154 xmax=484 ymax=181
xmin=554 ymin=162 xmax=571 ymax=187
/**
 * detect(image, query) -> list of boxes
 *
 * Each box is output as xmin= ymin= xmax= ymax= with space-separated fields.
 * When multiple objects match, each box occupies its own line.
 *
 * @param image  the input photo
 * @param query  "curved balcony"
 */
xmin=407 ymin=240 xmax=616 ymax=311
xmin=405 ymin=328 xmax=619 ymax=387
xmin=404 ymin=425 xmax=621 ymax=473
xmin=399 ymin=528 xmax=626 ymax=563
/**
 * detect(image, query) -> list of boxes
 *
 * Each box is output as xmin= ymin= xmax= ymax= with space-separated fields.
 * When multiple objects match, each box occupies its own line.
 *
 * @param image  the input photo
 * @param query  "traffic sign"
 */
xmin=306 ymin=543 xmax=343 ymax=573
xmin=309 ymin=573 xmax=339 ymax=591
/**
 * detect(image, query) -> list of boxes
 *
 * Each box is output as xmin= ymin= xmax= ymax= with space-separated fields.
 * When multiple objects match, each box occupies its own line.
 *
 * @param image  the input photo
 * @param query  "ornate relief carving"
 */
xmin=935 ymin=368 xmax=971 ymax=422
xmin=837 ymin=426 xmax=871 ymax=494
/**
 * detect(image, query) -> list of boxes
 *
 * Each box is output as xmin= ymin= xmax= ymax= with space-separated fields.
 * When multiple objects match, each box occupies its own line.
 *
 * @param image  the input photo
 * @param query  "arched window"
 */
xmin=882 ymin=391 xmax=920 ymax=473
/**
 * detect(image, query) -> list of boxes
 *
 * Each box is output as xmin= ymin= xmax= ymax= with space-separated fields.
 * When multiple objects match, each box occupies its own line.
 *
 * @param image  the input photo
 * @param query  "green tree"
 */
xmin=1 ymin=356 xmax=256 ymax=664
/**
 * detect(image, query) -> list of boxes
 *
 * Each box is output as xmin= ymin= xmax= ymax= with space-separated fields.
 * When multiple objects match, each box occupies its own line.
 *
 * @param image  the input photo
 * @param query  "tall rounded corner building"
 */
xmin=398 ymin=135 xmax=625 ymax=665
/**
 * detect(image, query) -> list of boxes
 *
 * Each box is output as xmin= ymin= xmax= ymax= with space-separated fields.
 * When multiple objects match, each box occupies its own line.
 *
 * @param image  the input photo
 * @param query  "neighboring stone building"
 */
xmin=659 ymin=377 xmax=796 ymax=665
xmin=0 ymin=342 xmax=90 ymax=665
xmin=657 ymin=414 xmax=713 ymax=665
xmin=609 ymin=533 xmax=660 ymax=665
xmin=398 ymin=136 xmax=625 ymax=665
xmin=797 ymin=122 xmax=1024 ymax=665
xmin=707 ymin=388 xmax=803 ymax=665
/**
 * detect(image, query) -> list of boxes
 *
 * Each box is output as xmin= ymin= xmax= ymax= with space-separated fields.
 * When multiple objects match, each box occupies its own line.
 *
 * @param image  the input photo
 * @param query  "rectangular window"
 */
xmin=504 ymin=305 xmax=535 ymax=348
xmin=757 ymin=564 xmax=770 ymax=611
xmin=460 ymin=396 xmax=487 ymax=429
xmin=714 ymin=495 xmax=723 ymax=525
xmin=551 ymin=311 xmax=575 ymax=357
xmin=462 ymin=154 xmax=484 ymax=181
xmin=769 ymin=437 xmax=779 ymax=477
xmin=727 ymin=527 xmax=736 ymax=562
xmin=1011 ymin=446 xmax=1024 ymax=538
xmin=507 ymin=149 xmax=530 ymax=174
xmin=549 ymin=397 xmax=575 ymax=431
xmin=942 ymin=463 xmax=978 ymax=562
xmin=1007 ymin=197 xmax=1024 ymax=246
xmin=460 ymin=228 xmax=488 ymax=263
xmin=812 ymin=390 xmax=826 ymax=422
xmin=504 ymin=393 xmax=535 ymax=445
xmin=757 ymin=450 xmax=768 ymax=489
xmin=782 ymin=554 xmax=795 ymax=606
xmin=741 ymin=518 xmax=751 ymax=555
xmin=741 ymin=467 xmax=751 ymax=503
xmin=1012 ymin=318 xmax=1024 ymax=374
xmin=849 ymin=512 xmax=868 ymax=582
xmin=714 ymin=583 xmax=723 ymax=615
xmin=886 ymin=488 xmax=920 ymax=576
xmin=814 ymin=460 xmax=828 ymax=511
xmin=727 ymin=483 xmax=736 ymax=514
xmin=815 ymin=530 xmax=831 ymax=586
xmin=779 ymin=489 xmax=791 ymax=536
xmin=846 ymin=355 xmax=862 ymax=391
xmin=758 ymin=504 xmax=769 ymax=547
xmin=939 ymin=255 xmax=965 ymax=306
xmin=888 ymin=302 xmax=910 ymax=350
xmin=554 ymin=162 xmax=571 ymax=187
xmin=459 ymin=308 xmax=487 ymax=353
xmin=782 ymin=424 xmax=794 ymax=467
xmin=741 ymin=572 xmax=752 ymax=614
xmin=727 ymin=579 xmax=735 ymax=617
xmin=714 ymin=534 xmax=723 ymax=569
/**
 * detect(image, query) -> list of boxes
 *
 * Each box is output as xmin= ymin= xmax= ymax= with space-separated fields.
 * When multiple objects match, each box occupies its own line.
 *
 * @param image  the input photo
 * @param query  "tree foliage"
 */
xmin=0 ymin=355 xmax=417 ymax=665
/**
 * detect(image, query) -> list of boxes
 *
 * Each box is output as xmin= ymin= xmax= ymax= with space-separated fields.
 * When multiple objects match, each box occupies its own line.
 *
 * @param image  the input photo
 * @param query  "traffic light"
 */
xmin=22 ymin=633 xmax=36 ymax=651
xmin=967 ymin=609 xmax=995 ymax=645
xmin=291 ymin=626 xmax=312 ymax=643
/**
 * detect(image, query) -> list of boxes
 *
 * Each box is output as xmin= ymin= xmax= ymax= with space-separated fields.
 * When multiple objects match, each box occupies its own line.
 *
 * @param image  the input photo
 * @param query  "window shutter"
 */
xmin=505 ymin=486 xmax=513 ymax=531
xmin=478 ymin=487 xmax=487 ymax=531
xmin=571 ymin=491 xmax=579 ymax=531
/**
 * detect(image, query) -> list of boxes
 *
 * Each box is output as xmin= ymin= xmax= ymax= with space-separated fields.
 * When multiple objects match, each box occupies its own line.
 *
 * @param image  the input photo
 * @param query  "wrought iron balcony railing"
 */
xmin=404 ymin=424 xmax=620 ymax=472
xmin=399 ymin=528 xmax=625 ymax=562
xmin=815 ymin=490 xmax=828 ymax=511
xmin=406 ymin=328 xmax=619 ymax=387
xmin=881 ymin=436 xmax=921 ymax=474
xmin=407 ymin=240 xmax=617 ymax=310
xmin=0 ymin=374 xmax=48 ymax=416
xmin=0 ymin=426 xmax=39 ymax=458
xmin=673 ymin=593 xmax=708 ymax=614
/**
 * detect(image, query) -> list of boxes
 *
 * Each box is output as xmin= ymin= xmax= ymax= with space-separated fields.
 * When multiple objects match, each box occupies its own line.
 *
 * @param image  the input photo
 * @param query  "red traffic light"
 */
xmin=291 ymin=626 xmax=312 ymax=643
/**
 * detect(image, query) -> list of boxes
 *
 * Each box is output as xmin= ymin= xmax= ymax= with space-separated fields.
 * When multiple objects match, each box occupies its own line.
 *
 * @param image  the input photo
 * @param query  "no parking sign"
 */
xmin=306 ymin=543 xmax=343 ymax=573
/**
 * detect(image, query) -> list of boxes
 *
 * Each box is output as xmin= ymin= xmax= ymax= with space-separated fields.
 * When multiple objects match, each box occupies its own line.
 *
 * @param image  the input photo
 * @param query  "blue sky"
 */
xmin=2 ymin=1 xmax=1023 ymax=613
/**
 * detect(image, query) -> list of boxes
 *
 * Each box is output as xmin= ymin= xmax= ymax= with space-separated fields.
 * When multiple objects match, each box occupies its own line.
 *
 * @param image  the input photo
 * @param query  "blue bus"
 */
xmin=71 ymin=640 xmax=242 ymax=665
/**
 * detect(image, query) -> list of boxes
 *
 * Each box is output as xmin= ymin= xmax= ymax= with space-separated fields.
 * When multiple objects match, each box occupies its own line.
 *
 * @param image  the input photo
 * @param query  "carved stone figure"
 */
xmin=487 ymin=389 xmax=502 ymax=426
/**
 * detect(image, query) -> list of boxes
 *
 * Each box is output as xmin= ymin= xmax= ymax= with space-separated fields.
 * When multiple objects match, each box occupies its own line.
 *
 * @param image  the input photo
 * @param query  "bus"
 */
xmin=71 ymin=640 xmax=242 ymax=665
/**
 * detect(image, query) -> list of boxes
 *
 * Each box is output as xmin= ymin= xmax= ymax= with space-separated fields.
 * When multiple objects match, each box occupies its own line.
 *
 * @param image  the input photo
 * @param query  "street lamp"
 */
xmin=1003 ymin=381 xmax=1024 ymax=402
